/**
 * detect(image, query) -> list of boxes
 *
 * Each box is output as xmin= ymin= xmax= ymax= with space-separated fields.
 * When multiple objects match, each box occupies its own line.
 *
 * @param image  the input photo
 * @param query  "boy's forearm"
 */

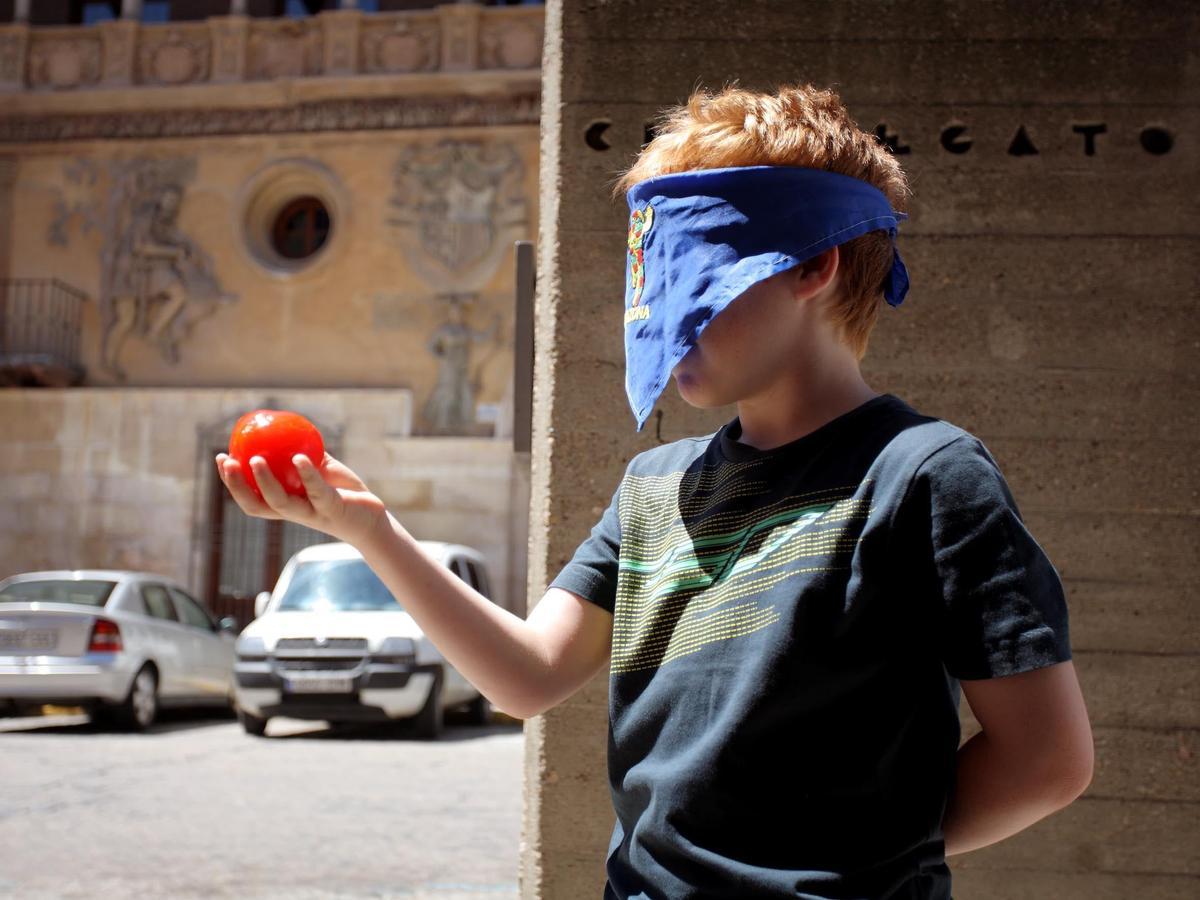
xmin=354 ymin=511 xmax=549 ymax=719
xmin=942 ymin=731 xmax=1086 ymax=856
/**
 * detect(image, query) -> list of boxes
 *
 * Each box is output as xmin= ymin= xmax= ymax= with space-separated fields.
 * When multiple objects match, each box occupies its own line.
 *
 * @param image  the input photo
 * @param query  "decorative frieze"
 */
xmin=1 ymin=7 xmax=542 ymax=94
xmin=27 ymin=32 xmax=103 ymax=90
xmin=360 ymin=14 xmax=440 ymax=74
xmin=136 ymin=25 xmax=211 ymax=86
xmin=0 ymin=93 xmax=540 ymax=143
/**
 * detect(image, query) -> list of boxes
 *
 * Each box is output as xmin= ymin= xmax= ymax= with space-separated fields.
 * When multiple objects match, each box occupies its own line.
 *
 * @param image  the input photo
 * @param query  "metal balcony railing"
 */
xmin=0 ymin=279 xmax=88 ymax=387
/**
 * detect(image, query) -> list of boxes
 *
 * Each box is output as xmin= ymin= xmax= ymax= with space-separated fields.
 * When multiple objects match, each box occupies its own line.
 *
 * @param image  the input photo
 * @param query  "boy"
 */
xmin=216 ymin=82 xmax=1094 ymax=900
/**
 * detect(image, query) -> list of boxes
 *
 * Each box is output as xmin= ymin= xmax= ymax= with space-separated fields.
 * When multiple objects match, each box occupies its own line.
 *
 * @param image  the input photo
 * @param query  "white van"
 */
xmin=231 ymin=540 xmax=494 ymax=739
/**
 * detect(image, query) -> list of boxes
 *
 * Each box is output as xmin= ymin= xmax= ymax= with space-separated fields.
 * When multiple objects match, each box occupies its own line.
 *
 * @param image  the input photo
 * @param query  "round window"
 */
xmin=271 ymin=195 xmax=331 ymax=261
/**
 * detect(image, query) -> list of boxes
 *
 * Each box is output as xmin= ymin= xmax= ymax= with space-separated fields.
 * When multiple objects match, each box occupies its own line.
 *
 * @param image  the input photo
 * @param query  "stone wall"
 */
xmin=524 ymin=1 xmax=1197 ymax=898
xmin=0 ymin=387 xmax=528 ymax=615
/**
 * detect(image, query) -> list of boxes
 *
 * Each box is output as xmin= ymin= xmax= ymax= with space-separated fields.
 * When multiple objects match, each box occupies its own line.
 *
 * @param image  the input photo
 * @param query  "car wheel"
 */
xmin=237 ymin=706 xmax=269 ymax=737
xmin=112 ymin=665 xmax=158 ymax=732
xmin=411 ymin=668 xmax=444 ymax=740
xmin=465 ymin=691 xmax=492 ymax=726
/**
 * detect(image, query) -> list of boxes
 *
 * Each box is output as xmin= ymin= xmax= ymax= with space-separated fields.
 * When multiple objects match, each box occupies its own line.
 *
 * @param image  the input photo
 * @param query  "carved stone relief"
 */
xmin=137 ymin=27 xmax=211 ymax=86
xmin=28 ymin=37 xmax=102 ymax=90
xmin=98 ymin=20 xmax=136 ymax=85
xmin=247 ymin=20 xmax=322 ymax=80
xmin=360 ymin=17 xmax=440 ymax=74
xmin=321 ymin=13 xmax=359 ymax=76
xmin=479 ymin=20 xmax=543 ymax=70
xmin=48 ymin=158 xmax=102 ymax=247
xmin=48 ymin=157 xmax=238 ymax=380
xmin=388 ymin=139 xmax=522 ymax=434
xmin=387 ymin=138 xmax=527 ymax=296
xmin=422 ymin=295 xmax=501 ymax=435
xmin=209 ymin=17 xmax=248 ymax=82
xmin=0 ymin=31 xmax=27 ymax=85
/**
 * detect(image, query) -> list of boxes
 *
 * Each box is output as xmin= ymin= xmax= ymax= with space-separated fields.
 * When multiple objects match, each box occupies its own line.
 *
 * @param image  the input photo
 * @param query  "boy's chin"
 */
xmin=673 ymin=376 xmax=727 ymax=410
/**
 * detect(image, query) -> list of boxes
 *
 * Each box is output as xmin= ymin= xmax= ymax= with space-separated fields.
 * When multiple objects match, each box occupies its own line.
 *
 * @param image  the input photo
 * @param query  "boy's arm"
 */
xmin=943 ymin=659 xmax=1094 ymax=856
xmin=358 ymin=512 xmax=613 ymax=720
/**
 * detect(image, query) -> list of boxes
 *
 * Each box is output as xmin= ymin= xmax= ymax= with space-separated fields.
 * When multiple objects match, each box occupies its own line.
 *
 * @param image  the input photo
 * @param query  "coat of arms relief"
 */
xmin=388 ymin=139 xmax=527 ymax=434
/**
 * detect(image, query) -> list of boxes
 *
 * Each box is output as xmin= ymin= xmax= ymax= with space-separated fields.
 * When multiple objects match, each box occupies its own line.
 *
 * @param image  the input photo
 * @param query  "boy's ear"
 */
xmin=789 ymin=245 xmax=841 ymax=301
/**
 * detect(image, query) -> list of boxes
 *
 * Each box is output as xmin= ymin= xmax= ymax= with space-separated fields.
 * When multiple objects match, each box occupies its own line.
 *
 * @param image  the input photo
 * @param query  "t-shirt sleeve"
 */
xmin=546 ymin=480 xmax=622 ymax=615
xmin=909 ymin=435 xmax=1072 ymax=681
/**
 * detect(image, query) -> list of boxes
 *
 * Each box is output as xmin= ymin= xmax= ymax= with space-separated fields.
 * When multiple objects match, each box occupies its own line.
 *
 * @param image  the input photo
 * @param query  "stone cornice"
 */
xmin=0 ymin=91 xmax=541 ymax=143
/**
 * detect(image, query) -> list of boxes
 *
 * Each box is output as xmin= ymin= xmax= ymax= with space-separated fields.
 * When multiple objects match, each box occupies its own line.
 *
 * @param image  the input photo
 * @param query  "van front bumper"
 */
xmin=233 ymin=659 xmax=439 ymax=720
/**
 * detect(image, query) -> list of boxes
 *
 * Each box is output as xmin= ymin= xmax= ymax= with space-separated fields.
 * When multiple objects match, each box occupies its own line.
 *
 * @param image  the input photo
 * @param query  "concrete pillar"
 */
xmin=120 ymin=0 xmax=143 ymax=20
xmin=12 ymin=0 xmax=31 ymax=24
xmin=229 ymin=0 xmax=248 ymax=15
xmin=525 ymin=0 xmax=1196 ymax=898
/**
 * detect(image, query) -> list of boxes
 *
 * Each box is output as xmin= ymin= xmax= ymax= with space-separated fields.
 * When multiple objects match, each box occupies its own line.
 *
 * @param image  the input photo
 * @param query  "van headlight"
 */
xmin=235 ymin=635 xmax=267 ymax=662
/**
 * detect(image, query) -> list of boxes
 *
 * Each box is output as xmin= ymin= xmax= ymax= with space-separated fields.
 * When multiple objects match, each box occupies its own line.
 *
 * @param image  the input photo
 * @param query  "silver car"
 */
xmin=0 ymin=570 xmax=237 ymax=730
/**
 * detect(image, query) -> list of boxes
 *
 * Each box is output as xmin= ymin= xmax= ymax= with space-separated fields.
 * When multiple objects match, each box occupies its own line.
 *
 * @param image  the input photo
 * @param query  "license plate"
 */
xmin=283 ymin=675 xmax=354 ymax=694
xmin=0 ymin=629 xmax=58 ymax=651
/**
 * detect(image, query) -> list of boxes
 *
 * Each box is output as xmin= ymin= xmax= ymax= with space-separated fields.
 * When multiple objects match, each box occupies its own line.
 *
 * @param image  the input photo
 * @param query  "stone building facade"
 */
xmin=0 ymin=1 xmax=543 ymax=621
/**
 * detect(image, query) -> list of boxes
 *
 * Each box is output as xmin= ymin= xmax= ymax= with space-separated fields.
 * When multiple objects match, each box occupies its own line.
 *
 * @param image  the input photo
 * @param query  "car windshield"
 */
xmin=276 ymin=559 xmax=403 ymax=612
xmin=0 ymin=579 xmax=116 ymax=606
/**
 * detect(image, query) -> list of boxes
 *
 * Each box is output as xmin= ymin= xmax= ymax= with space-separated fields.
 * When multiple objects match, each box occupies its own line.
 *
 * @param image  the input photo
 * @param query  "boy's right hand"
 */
xmin=215 ymin=451 xmax=389 ymax=549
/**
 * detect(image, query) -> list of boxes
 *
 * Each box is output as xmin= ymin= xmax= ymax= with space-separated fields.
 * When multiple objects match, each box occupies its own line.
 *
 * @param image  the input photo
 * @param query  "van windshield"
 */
xmin=276 ymin=559 xmax=403 ymax=612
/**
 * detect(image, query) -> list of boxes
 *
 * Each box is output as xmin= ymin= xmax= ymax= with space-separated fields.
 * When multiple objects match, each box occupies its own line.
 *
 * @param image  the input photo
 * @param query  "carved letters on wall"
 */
xmin=48 ymin=157 xmax=238 ymax=381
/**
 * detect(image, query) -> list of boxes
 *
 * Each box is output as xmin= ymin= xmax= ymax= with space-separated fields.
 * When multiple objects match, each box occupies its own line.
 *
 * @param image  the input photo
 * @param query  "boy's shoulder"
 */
xmin=619 ymin=396 xmax=982 ymax=486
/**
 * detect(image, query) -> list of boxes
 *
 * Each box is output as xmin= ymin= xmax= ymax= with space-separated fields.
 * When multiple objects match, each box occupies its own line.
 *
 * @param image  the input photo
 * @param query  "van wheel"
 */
xmin=237 ymin=706 xmax=269 ymax=737
xmin=412 ymin=668 xmax=444 ymax=740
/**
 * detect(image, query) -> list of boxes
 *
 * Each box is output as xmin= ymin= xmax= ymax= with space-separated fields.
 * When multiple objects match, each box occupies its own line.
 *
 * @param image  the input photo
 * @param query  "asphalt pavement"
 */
xmin=0 ymin=706 xmax=524 ymax=899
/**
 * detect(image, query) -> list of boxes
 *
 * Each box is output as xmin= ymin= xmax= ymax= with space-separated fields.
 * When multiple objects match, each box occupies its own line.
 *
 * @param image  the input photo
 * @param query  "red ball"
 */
xmin=227 ymin=409 xmax=325 ymax=503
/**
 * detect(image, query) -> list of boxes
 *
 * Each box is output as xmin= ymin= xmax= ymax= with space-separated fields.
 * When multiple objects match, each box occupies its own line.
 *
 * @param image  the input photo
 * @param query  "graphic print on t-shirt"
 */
xmin=612 ymin=454 xmax=873 ymax=675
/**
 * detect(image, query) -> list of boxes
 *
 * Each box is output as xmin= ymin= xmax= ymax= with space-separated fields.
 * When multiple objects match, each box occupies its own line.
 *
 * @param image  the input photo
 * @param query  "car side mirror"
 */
xmin=254 ymin=591 xmax=272 ymax=619
xmin=217 ymin=616 xmax=239 ymax=633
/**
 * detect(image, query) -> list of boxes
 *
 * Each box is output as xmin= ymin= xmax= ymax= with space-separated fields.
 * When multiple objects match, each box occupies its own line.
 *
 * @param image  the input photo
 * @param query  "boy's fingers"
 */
xmin=221 ymin=457 xmax=280 ymax=519
xmin=251 ymin=456 xmax=316 ymax=520
xmin=294 ymin=454 xmax=338 ymax=515
xmin=319 ymin=453 xmax=368 ymax=492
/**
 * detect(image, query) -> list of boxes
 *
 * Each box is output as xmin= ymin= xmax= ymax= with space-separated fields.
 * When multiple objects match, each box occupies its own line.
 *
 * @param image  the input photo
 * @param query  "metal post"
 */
xmin=13 ymin=0 xmax=31 ymax=23
xmin=230 ymin=0 xmax=248 ymax=14
xmin=513 ymin=240 xmax=535 ymax=454
xmin=121 ymin=0 xmax=143 ymax=20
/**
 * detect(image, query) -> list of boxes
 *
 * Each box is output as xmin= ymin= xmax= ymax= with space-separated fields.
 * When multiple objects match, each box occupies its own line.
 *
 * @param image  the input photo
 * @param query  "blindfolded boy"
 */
xmin=218 ymin=81 xmax=1094 ymax=900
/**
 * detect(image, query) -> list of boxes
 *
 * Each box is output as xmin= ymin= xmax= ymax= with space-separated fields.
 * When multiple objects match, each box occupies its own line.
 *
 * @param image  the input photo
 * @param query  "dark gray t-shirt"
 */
xmin=548 ymin=392 xmax=1072 ymax=900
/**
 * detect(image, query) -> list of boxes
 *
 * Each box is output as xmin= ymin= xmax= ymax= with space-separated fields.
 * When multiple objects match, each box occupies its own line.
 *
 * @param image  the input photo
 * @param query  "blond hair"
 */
xmin=609 ymin=81 xmax=912 ymax=362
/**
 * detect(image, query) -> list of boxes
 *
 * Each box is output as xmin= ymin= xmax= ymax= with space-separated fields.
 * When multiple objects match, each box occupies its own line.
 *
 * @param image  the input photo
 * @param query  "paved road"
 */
xmin=0 ymin=707 xmax=524 ymax=900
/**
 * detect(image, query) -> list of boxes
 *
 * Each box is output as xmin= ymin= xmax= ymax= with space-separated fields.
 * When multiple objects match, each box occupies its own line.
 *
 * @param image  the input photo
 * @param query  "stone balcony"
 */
xmin=0 ymin=4 xmax=542 ymax=92
xmin=0 ymin=4 xmax=543 ymax=142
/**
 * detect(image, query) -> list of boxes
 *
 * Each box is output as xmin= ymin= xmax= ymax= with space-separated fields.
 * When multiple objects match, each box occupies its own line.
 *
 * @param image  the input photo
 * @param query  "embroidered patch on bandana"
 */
xmin=626 ymin=203 xmax=654 ymax=310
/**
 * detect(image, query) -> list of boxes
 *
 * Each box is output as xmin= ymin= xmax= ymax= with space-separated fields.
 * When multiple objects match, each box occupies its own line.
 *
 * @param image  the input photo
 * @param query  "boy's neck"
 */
xmin=733 ymin=373 xmax=881 ymax=453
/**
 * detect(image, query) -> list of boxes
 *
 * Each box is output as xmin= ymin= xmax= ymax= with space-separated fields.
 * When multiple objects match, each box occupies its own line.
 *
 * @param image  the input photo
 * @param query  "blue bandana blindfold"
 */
xmin=623 ymin=165 xmax=909 ymax=431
